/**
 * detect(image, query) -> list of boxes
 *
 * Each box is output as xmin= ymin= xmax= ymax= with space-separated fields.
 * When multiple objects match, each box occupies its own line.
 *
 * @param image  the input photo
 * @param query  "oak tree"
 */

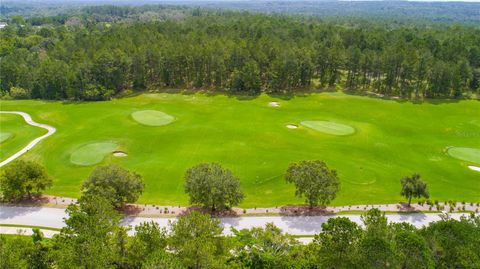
xmin=184 ymin=163 xmax=244 ymax=211
xmin=285 ymin=160 xmax=340 ymax=208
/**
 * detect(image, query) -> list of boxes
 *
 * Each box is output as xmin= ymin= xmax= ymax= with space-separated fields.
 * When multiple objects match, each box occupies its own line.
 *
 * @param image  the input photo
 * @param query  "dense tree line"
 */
xmin=1 ymin=200 xmax=479 ymax=268
xmin=3 ymin=1 xmax=480 ymax=25
xmin=171 ymin=1 xmax=480 ymax=26
xmin=1 ymin=8 xmax=479 ymax=100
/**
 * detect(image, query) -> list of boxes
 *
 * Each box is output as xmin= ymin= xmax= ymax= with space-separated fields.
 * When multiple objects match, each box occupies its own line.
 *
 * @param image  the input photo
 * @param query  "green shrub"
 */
xmin=82 ymin=84 xmax=113 ymax=101
xmin=10 ymin=86 xmax=31 ymax=99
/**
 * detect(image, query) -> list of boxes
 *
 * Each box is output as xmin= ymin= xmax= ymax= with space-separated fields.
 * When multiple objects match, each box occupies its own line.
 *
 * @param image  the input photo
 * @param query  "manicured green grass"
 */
xmin=0 ymin=224 xmax=61 ymax=231
xmin=300 ymin=121 xmax=355 ymax=136
xmin=70 ymin=141 xmax=119 ymax=166
xmin=446 ymin=147 xmax=480 ymax=164
xmin=132 ymin=110 xmax=175 ymax=126
xmin=1 ymin=93 xmax=479 ymax=207
xmin=0 ymin=113 xmax=46 ymax=160
xmin=0 ymin=132 xmax=12 ymax=143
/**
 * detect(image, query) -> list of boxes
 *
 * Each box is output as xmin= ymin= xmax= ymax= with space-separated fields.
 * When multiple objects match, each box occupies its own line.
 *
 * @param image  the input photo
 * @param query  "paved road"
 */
xmin=0 ymin=111 xmax=56 ymax=167
xmin=0 ymin=206 xmax=472 ymax=237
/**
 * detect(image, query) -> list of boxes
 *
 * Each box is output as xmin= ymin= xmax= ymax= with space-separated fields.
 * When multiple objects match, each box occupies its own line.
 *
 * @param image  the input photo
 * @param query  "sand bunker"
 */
xmin=301 ymin=121 xmax=355 ymax=136
xmin=0 ymin=132 xmax=12 ymax=143
xmin=132 ymin=110 xmax=175 ymax=126
xmin=113 ymin=151 xmax=128 ymax=157
xmin=446 ymin=147 xmax=480 ymax=164
xmin=468 ymin=166 xmax=480 ymax=172
xmin=286 ymin=124 xmax=298 ymax=129
xmin=269 ymin=102 xmax=280 ymax=107
xmin=70 ymin=142 xmax=118 ymax=166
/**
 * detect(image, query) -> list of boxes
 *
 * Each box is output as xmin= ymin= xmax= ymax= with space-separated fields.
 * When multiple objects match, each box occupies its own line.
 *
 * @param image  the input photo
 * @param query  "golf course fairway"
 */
xmin=0 ymin=92 xmax=479 ymax=207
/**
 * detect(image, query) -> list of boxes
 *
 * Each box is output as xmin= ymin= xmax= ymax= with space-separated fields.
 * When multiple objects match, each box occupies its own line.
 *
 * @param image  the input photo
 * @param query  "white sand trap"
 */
xmin=468 ymin=166 xmax=480 ymax=172
xmin=269 ymin=102 xmax=280 ymax=107
xmin=286 ymin=124 xmax=298 ymax=129
xmin=113 ymin=151 xmax=128 ymax=157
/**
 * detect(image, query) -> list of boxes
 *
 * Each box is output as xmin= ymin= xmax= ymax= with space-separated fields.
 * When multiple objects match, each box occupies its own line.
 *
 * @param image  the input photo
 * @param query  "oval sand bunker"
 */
xmin=113 ymin=151 xmax=128 ymax=157
xmin=301 ymin=121 xmax=355 ymax=136
xmin=269 ymin=102 xmax=280 ymax=107
xmin=70 ymin=142 xmax=118 ymax=166
xmin=132 ymin=110 xmax=175 ymax=126
xmin=468 ymin=166 xmax=480 ymax=172
xmin=446 ymin=147 xmax=480 ymax=164
xmin=286 ymin=124 xmax=298 ymax=129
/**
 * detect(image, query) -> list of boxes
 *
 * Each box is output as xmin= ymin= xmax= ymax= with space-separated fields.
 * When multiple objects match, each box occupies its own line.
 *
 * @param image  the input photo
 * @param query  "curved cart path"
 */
xmin=0 ymin=111 xmax=56 ymax=167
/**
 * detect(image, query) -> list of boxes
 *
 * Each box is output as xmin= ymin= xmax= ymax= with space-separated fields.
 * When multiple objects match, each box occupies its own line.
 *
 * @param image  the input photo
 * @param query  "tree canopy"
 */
xmin=1 ymin=9 xmax=479 ymax=101
xmin=53 ymin=193 xmax=122 ymax=269
xmin=82 ymin=164 xmax=144 ymax=208
xmin=314 ymin=217 xmax=362 ymax=268
xmin=184 ymin=163 xmax=244 ymax=211
xmin=400 ymin=174 xmax=429 ymax=206
xmin=230 ymin=223 xmax=301 ymax=268
xmin=0 ymin=160 xmax=52 ymax=201
xmin=2 ymin=209 xmax=480 ymax=268
xmin=169 ymin=211 xmax=227 ymax=269
xmin=285 ymin=160 xmax=340 ymax=207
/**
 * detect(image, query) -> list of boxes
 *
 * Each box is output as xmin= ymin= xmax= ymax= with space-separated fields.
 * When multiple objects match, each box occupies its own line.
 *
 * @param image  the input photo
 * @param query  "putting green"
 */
xmin=70 ymin=142 xmax=118 ymax=166
xmin=447 ymin=147 xmax=480 ymax=164
xmin=132 ymin=110 xmax=174 ymax=126
xmin=301 ymin=121 xmax=355 ymax=136
xmin=0 ymin=132 xmax=12 ymax=143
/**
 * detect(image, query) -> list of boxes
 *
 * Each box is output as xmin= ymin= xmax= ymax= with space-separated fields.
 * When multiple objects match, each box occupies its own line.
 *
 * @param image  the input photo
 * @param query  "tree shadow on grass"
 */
xmin=0 ymin=195 xmax=50 ymax=208
xmin=35 ymin=87 xmax=478 ymax=105
xmin=342 ymin=90 xmax=473 ymax=105
xmin=266 ymin=88 xmax=323 ymax=101
xmin=119 ymin=204 xmax=143 ymax=215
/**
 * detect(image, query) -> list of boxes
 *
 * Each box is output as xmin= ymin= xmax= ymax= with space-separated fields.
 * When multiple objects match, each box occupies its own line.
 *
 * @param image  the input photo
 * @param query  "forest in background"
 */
xmin=0 ymin=5 xmax=480 ymax=100
xmin=2 ymin=0 xmax=480 ymax=25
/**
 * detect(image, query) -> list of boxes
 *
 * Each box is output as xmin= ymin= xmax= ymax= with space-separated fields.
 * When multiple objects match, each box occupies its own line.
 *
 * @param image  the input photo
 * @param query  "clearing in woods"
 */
xmin=0 ymin=93 xmax=479 ymax=207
